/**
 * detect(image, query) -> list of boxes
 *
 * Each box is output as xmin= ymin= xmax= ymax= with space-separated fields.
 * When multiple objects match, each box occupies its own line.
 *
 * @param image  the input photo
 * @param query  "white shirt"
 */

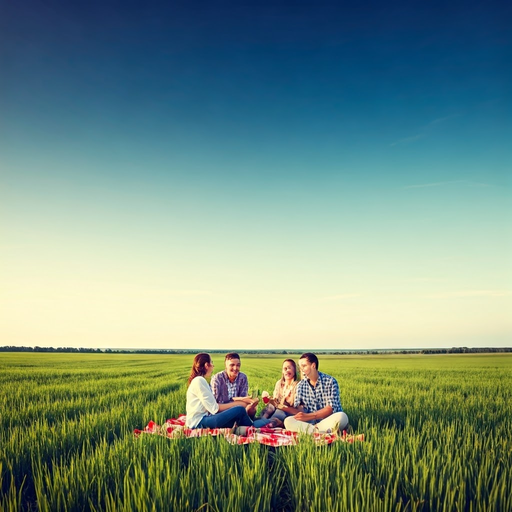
xmin=185 ymin=376 xmax=220 ymax=428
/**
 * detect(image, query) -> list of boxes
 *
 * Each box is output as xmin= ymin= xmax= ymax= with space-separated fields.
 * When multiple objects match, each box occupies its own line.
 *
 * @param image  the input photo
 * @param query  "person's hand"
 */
xmin=268 ymin=398 xmax=279 ymax=408
xmin=246 ymin=401 xmax=258 ymax=415
xmin=294 ymin=412 xmax=309 ymax=422
xmin=233 ymin=396 xmax=253 ymax=404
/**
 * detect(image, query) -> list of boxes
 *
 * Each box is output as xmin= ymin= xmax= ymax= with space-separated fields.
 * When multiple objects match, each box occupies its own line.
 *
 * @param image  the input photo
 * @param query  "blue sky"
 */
xmin=1 ymin=0 xmax=510 ymax=349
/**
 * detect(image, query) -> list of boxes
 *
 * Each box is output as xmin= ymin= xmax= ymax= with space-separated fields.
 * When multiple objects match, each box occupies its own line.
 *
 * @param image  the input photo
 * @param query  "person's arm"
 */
xmin=239 ymin=373 xmax=249 ymax=397
xmin=232 ymin=396 xmax=254 ymax=404
xmin=210 ymin=373 xmax=226 ymax=403
xmin=194 ymin=378 xmax=219 ymax=415
xmin=236 ymin=373 xmax=259 ymax=414
xmin=324 ymin=375 xmax=342 ymax=412
xmin=218 ymin=401 xmax=247 ymax=411
xmin=267 ymin=380 xmax=282 ymax=411
xmin=285 ymin=381 xmax=306 ymax=416
xmin=276 ymin=403 xmax=302 ymax=415
xmin=294 ymin=405 xmax=333 ymax=422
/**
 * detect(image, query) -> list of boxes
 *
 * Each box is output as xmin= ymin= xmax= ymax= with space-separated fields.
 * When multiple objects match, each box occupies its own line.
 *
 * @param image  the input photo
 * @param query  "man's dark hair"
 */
xmin=225 ymin=352 xmax=241 ymax=361
xmin=300 ymin=352 xmax=319 ymax=369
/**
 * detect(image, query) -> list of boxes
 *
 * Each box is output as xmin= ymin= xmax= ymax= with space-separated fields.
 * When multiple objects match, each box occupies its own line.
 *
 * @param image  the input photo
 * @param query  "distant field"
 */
xmin=1 ymin=353 xmax=511 ymax=511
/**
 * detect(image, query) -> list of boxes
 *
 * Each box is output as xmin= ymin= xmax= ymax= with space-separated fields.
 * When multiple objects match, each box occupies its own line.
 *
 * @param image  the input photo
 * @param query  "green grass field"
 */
xmin=1 ymin=353 xmax=511 ymax=511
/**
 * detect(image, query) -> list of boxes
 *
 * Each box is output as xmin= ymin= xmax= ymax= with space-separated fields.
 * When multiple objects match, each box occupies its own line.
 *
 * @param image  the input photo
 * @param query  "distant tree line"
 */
xmin=0 ymin=346 xmax=104 ymax=353
xmin=418 ymin=347 xmax=512 ymax=354
xmin=1 ymin=346 xmax=510 ymax=355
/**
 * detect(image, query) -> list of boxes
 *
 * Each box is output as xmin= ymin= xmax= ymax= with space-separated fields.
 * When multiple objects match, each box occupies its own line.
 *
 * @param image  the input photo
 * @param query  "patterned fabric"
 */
xmin=210 ymin=371 xmax=249 ymax=404
xmin=134 ymin=415 xmax=365 ymax=447
xmin=294 ymin=371 xmax=342 ymax=417
xmin=227 ymin=379 xmax=237 ymax=401
xmin=273 ymin=379 xmax=298 ymax=407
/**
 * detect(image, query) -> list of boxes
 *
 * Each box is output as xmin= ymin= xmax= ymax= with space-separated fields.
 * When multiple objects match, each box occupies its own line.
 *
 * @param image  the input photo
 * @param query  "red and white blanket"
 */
xmin=134 ymin=415 xmax=364 ymax=447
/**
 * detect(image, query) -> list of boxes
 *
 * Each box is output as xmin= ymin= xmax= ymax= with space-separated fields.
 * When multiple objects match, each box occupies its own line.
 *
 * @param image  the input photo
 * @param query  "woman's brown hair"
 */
xmin=187 ymin=353 xmax=211 ymax=386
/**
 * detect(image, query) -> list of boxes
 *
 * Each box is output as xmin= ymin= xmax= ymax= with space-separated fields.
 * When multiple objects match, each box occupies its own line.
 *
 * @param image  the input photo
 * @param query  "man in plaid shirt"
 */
xmin=283 ymin=352 xmax=349 ymax=434
xmin=211 ymin=352 xmax=259 ymax=418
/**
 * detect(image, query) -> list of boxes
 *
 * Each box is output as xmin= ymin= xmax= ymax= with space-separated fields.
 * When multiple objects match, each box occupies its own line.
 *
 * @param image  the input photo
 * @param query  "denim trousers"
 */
xmin=253 ymin=408 xmax=289 ymax=428
xmin=197 ymin=405 xmax=253 ymax=429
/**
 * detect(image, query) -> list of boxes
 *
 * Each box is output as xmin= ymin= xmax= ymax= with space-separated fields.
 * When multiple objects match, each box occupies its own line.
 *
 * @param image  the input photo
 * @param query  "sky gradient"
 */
xmin=1 ymin=0 xmax=511 ymax=350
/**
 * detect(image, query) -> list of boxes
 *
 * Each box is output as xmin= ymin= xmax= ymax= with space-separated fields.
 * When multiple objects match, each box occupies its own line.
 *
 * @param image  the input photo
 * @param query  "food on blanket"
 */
xmin=262 ymin=391 xmax=270 ymax=404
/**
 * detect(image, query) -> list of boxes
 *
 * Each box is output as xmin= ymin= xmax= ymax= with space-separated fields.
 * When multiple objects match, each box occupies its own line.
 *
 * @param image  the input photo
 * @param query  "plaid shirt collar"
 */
xmin=305 ymin=371 xmax=326 ymax=389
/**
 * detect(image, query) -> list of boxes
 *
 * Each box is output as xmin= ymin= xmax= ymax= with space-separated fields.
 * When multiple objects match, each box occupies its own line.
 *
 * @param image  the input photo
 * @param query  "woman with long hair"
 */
xmin=185 ymin=353 xmax=253 ymax=429
xmin=253 ymin=359 xmax=300 ymax=428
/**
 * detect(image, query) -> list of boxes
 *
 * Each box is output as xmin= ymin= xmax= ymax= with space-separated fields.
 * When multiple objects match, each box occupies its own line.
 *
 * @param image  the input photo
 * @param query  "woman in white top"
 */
xmin=253 ymin=359 xmax=299 ymax=428
xmin=185 ymin=353 xmax=253 ymax=429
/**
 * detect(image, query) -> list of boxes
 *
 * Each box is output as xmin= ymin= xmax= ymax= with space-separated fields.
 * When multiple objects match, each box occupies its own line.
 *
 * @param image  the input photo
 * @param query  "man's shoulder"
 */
xmin=319 ymin=372 xmax=338 ymax=385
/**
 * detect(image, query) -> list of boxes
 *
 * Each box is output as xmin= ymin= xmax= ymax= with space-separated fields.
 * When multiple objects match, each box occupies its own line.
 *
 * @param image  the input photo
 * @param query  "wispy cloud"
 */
xmin=425 ymin=290 xmax=512 ymax=299
xmin=390 ymin=114 xmax=459 ymax=147
xmin=403 ymin=179 xmax=492 ymax=190
xmin=426 ymin=114 xmax=460 ymax=127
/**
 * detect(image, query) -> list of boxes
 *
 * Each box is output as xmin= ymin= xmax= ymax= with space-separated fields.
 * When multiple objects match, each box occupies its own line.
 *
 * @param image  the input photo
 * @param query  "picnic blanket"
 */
xmin=134 ymin=415 xmax=365 ymax=447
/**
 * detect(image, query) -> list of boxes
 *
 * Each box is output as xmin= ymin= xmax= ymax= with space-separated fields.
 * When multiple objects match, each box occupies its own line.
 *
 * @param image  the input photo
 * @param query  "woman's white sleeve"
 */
xmin=197 ymin=379 xmax=219 ymax=415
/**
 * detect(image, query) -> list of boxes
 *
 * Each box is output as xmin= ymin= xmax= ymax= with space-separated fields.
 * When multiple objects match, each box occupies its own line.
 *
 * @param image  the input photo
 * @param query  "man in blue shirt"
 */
xmin=284 ymin=352 xmax=349 ymax=434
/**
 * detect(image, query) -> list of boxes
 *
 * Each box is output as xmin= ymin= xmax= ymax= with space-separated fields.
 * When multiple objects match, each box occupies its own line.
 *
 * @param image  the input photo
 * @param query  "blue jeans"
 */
xmin=253 ymin=408 xmax=288 ymax=428
xmin=197 ymin=406 xmax=253 ymax=429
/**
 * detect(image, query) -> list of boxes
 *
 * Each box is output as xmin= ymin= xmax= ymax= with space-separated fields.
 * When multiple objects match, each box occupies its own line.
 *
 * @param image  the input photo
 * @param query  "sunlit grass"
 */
xmin=1 ymin=353 xmax=511 ymax=511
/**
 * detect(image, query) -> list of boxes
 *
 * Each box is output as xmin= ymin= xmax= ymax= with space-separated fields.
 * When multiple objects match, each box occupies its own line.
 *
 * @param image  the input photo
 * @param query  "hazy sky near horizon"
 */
xmin=1 ymin=0 xmax=511 ymax=350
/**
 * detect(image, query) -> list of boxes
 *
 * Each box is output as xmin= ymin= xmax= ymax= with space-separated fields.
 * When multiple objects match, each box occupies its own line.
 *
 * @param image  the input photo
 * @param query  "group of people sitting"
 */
xmin=186 ymin=351 xmax=349 ymax=434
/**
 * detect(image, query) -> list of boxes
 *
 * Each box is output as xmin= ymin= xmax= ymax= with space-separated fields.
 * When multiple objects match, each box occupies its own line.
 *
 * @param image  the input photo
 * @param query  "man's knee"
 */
xmin=316 ymin=411 xmax=349 ymax=433
xmin=330 ymin=411 xmax=349 ymax=430
xmin=340 ymin=412 xmax=349 ymax=429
